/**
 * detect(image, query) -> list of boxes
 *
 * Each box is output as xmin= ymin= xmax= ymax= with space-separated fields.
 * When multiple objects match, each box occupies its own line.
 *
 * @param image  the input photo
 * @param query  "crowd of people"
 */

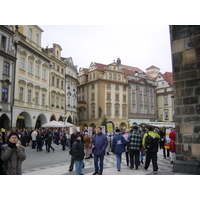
xmin=0 ymin=125 xmax=176 ymax=175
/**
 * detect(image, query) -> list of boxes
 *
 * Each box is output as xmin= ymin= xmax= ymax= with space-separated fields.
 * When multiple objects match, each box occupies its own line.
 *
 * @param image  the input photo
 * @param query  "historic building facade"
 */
xmin=77 ymin=58 xmax=157 ymax=130
xmin=9 ymin=25 xmax=79 ymax=129
xmin=63 ymin=57 xmax=79 ymax=125
xmin=127 ymin=70 xmax=157 ymax=125
xmin=155 ymin=72 xmax=174 ymax=122
xmin=0 ymin=25 xmax=16 ymax=130
xmin=13 ymin=25 xmax=51 ymax=129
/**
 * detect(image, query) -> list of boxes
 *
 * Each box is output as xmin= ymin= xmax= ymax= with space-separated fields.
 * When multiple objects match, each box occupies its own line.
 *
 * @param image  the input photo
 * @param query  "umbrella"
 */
xmin=58 ymin=121 xmax=75 ymax=127
xmin=42 ymin=120 xmax=65 ymax=128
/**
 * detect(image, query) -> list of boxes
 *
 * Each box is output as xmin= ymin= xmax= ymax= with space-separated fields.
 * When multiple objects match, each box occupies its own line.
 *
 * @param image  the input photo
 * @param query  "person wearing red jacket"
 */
xmin=169 ymin=128 xmax=176 ymax=164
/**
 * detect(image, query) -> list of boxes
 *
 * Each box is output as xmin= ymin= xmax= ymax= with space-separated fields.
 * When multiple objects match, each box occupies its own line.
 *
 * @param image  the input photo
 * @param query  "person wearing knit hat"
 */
xmin=1 ymin=132 xmax=26 ymax=175
xmin=112 ymin=128 xmax=127 ymax=171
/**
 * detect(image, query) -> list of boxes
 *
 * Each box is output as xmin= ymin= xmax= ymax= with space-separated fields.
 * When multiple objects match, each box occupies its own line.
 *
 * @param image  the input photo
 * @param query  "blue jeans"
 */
xmin=94 ymin=155 xmax=104 ymax=173
xmin=116 ymin=153 xmax=122 ymax=171
xmin=74 ymin=160 xmax=83 ymax=175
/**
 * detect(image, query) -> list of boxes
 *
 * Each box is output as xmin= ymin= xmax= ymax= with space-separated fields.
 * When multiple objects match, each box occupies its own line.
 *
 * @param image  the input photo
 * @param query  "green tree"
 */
xmin=101 ymin=115 xmax=107 ymax=127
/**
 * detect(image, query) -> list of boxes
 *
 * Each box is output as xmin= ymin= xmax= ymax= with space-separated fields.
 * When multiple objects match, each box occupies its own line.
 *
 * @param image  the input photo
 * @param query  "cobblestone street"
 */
xmin=22 ymin=144 xmax=187 ymax=175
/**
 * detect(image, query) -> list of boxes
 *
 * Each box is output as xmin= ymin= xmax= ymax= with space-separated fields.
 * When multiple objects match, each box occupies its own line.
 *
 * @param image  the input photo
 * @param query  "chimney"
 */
xmin=117 ymin=57 xmax=121 ymax=65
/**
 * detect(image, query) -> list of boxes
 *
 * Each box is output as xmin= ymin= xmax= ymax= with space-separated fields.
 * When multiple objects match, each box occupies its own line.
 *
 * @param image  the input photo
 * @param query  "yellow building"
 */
xmin=13 ymin=25 xmax=51 ymax=129
xmin=78 ymin=60 xmax=130 ymax=130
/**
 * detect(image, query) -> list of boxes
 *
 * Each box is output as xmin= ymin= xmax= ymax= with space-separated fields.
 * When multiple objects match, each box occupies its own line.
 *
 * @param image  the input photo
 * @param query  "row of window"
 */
xmin=19 ymin=87 xmax=46 ymax=105
xmin=51 ymin=76 xmax=64 ymax=89
xmin=28 ymin=28 xmax=40 ymax=45
xmin=20 ymin=57 xmax=47 ymax=80
xmin=90 ymin=106 xmax=127 ymax=116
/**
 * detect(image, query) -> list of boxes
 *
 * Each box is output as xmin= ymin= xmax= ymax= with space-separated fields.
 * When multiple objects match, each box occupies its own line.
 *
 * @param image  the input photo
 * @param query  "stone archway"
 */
xmin=67 ymin=116 xmax=72 ymax=123
xmin=16 ymin=111 xmax=32 ymax=129
xmin=0 ymin=114 xmax=10 ymax=130
xmin=119 ymin=122 xmax=127 ymax=129
xmin=35 ymin=114 xmax=47 ymax=129
xmin=50 ymin=114 xmax=56 ymax=121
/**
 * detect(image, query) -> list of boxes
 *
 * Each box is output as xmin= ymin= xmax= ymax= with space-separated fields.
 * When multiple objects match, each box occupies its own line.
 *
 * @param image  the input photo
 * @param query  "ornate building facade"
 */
xmin=0 ymin=25 xmax=79 ymax=129
xmin=77 ymin=58 xmax=157 ymax=130
xmin=155 ymin=72 xmax=174 ymax=122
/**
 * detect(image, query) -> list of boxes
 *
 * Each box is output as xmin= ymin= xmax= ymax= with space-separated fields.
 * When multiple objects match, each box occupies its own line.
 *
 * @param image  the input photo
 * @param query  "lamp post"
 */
xmin=62 ymin=115 xmax=67 ymax=130
xmin=11 ymin=25 xmax=19 ymax=129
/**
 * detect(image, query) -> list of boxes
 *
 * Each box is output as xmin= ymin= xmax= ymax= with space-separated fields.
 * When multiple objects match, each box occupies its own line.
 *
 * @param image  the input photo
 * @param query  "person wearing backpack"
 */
xmin=142 ymin=126 xmax=160 ymax=174
xmin=111 ymin=129 xmax=127 ymax=171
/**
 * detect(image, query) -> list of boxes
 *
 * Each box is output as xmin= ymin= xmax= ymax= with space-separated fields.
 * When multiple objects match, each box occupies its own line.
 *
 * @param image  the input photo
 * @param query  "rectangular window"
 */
xmin=35 ymin=92 xmax=39 ymax=104
xmin=57 ymin=78 xmax=59 ymax=87
xmin=113 ymin=74 xmax=116 ymax=79
xmin=164 ymin=95 xmax=168 ymax=105
xmin=118 ymin=75 xmax=121 ymax=80
xmin=107 ymin=83 xmax=111 ymax=88
xmin=28 ymin=61 xmax=33 ymax=74
xmin=123 ymin=107 xmax=126 ymax=115
xmin=19 ymin=87 xmax=24 ymax=101
xmin=115 ymin=107 xmax=119 ymax=115
xmin=93 ymin=73 xmax=95 ymax=78
xmin=107 ymin=106 xmax=111 ymax=115
xmin=115 ymin=94 xmax=119 ymax=101
xmin=20 ymin=57 xmax=25 ymax=70
xmin=52 ymin=76 xmax=55 ymax=86
xmin=1 ymin=35 xmax=6 ymax=49
xmin=3 ymin=61 xmax=10 ymax=75
xmin=35 ymin=65 xmax=40 ymax=77
xmin=42 ymin=94 xmax=45 ymax=105
xmin=115 ymin=85 xmax=119 ymax=89
xmin=109 ymin=73 xmax=112 ymax=79
xmin=28 ymin=89 xmax=32 ymax=102
xmin=107 ymin=93 xmax=111 ymax=100
xmin=42 ymin=69 xmax=46 ymax=80
xmin=123 ymin=95 xmax=126 ymax=101
xmin=61 ymin=80 xmax=64 ymax=89
xmin=2 ymin=88 xmax=8 ymax=102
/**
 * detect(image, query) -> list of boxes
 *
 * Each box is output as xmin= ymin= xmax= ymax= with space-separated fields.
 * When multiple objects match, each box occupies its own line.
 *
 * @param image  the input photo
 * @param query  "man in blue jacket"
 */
xmin=92 ymin=127 xmax=108 ymax=175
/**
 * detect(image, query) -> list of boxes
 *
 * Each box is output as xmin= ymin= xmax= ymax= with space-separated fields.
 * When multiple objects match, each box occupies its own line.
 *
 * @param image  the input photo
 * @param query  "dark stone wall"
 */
xmin=170 ymin=25 xmax=200 ymax=174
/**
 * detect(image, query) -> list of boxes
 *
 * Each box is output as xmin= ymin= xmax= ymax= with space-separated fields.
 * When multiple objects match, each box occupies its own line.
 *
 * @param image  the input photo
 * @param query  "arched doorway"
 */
xmin=50 ymin=114 xmax=56 ymax=121
xmin=119 ymin=122 xmax=127 ymax=129
xmin=90 ymin=123 xmax=96 ymax=129
xmin=35 ymin=114 xmax=47 ymax=129
xmin=16 ymin=112 xmax=32 ymax=129
xmin=0 ymin=114 xmax=10 ymax=130
xmin=67 ymin=116 xmax=72 ymax=123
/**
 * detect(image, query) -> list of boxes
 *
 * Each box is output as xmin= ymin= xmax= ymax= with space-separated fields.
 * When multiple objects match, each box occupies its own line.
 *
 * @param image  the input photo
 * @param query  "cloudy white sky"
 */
xmin=40 ymin=25 xmax=172 ymax=73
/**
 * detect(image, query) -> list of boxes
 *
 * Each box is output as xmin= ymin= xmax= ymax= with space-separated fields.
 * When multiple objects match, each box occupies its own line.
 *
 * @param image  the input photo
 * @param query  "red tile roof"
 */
xmin=162 ymin=72 xmax=173 ymax=85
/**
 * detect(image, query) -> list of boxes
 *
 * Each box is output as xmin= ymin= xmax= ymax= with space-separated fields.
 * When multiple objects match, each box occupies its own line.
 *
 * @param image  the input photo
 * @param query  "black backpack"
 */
xmin=145 ymin=133 xmax=155 ymax=150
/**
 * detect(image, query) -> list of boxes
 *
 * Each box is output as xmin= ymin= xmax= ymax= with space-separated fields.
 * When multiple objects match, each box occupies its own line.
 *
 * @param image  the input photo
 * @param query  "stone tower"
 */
xmin=170 ymin=25 xmax=200 ymax=174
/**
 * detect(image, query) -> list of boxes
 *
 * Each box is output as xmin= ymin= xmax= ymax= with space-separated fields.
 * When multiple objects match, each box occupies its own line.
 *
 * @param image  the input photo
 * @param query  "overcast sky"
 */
xmin=39 ymin=25 xmax=172 ymax=73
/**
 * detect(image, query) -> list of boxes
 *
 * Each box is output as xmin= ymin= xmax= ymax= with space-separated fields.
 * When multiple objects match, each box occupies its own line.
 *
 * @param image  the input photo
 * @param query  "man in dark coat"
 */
xmin=92 ymin=127 xmax=108 ymax=175
xmin=71 ymin=134 xmax=85 ymax=175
